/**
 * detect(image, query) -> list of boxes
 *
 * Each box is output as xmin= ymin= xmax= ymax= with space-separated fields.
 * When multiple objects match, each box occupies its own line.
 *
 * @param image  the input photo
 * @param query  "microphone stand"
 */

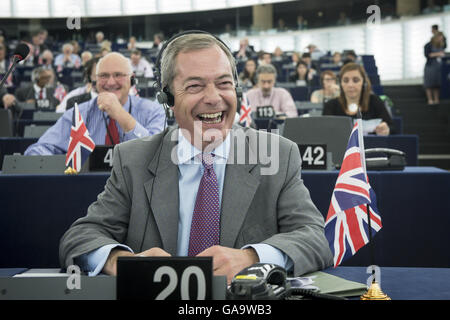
xmin=0 ymin=57 xmax=20 ymax=90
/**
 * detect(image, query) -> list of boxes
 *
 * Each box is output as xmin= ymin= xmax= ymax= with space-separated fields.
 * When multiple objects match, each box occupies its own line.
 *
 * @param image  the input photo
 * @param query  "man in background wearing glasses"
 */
xmin=25 ymin=52 xmax=166 ymax=155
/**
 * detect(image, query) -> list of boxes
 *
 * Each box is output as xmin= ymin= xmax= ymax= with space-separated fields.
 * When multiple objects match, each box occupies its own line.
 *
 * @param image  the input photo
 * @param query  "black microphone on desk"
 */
xmin=0 ymin=43 xmax=30 ymax=90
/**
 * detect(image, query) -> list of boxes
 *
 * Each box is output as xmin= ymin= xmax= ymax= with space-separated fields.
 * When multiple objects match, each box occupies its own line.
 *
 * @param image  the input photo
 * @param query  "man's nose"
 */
xmin=203 ymin=84 xmax=221 ymax=105
xmin=105 ymin=75 xmax=117 ymax=86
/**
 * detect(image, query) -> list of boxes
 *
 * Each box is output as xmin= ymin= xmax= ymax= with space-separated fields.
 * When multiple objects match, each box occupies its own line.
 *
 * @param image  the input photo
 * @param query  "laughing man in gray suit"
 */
xmin=59 ymin=32 xmax=333 ymax=283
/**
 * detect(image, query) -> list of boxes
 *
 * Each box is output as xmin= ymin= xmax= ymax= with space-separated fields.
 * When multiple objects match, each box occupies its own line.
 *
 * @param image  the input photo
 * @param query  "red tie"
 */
xmin=105 ymin=119 xmax=120 ymax=145
xmin=39 ymin=89 xmax=43 ymax=100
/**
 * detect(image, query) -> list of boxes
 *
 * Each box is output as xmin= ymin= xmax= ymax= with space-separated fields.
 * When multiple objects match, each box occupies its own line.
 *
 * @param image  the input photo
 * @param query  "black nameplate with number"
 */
xmin=116 ymin=257 xmax=213 ymax=300
xmin=36 ymin=99 xmax=52 ymax=110
xmin=297 ymin=144 xmax=327 ymax=170
xmin=88 ymin=145 xmax=114 ymax=171
xmin=256 ymin=105 xmax=275 ymax=119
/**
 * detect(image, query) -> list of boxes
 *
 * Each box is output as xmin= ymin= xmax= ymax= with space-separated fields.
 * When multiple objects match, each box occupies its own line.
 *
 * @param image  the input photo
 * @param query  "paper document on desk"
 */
xmin=287 ymin=276 xmax=319 ymax=291
xmin=13 ymin=269 xmax=68 ymax=277
xmin=357 ymin=118 xmax=382 ymax=135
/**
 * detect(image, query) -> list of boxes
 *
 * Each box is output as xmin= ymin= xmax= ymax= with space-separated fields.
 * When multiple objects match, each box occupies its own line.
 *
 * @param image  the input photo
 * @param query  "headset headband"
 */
xmin=154 ymin=30 xmax=242 ymax=107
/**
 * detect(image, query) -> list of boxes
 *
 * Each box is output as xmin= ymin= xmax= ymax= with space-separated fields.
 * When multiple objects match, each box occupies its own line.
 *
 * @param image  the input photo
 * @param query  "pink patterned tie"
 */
xmin=188 ymin=153 xmax=221 ymax=256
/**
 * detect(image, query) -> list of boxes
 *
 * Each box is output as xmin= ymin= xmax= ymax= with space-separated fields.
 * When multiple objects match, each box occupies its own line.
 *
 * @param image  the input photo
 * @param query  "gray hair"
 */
xmin=62 ymin=43 xmax=74 ymax=52
xmin=256 ymin=63 xmax=277 ymax=79
xmin=160 ymin=33 xmax=236 ymax=91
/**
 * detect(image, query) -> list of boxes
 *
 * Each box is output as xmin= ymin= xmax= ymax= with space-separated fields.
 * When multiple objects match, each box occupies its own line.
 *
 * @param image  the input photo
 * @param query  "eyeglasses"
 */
xmin=96 ymin=72 xmax=130 ymax=82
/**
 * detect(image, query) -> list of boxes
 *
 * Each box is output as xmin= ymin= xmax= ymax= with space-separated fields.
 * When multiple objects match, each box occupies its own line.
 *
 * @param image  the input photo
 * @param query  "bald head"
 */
xmin=96 ymin=52 xmax=132 ymax=75
xmin=96 ymin=52 xmax=133 ymax=105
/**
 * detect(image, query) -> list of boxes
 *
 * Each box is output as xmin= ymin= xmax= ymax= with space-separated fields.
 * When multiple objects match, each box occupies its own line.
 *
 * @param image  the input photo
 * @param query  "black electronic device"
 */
xmin=227 ymin=263 xmax=290 ymax=300
xmin=227 ymin=263 xmax=347 ymax=300
xmin=365 ymin=147 xmax=406 ymax=170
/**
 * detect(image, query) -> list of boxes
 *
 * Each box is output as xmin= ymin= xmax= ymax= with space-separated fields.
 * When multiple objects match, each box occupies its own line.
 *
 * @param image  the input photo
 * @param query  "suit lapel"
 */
xmin=220 ymin=128 xmax=260 ymax=248
xmin=144 ymin=127 xmax=180 ymax=255
xmin=142 ymin=126 xmax=262 ymax=252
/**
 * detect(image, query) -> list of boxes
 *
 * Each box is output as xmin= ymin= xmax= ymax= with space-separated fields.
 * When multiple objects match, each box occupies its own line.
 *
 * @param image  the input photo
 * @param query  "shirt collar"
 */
xmin=261 ymin=87 xmax=273 ymax=99
xmin=34 ymin=83 xmax=43 ymax=93
xmin=177 ymin=128 xmax=231 ymax=165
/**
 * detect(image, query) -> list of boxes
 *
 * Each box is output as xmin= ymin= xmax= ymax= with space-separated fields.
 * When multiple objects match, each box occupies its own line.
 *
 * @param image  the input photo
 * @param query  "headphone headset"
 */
xmin=154 ymin=30 xmax=243 ymax=110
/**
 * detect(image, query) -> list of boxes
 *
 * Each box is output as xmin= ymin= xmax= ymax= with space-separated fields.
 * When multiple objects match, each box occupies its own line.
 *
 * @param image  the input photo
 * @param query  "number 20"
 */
xmin=153 ymin=266 xmax=206 ymax=300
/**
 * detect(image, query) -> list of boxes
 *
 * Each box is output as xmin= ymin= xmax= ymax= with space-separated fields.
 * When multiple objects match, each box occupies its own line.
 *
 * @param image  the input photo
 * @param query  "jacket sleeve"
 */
xmin=59 ymin=144 xmax=132 ymax=268
xmin=262 ymin=141 xmax=333 ymax=276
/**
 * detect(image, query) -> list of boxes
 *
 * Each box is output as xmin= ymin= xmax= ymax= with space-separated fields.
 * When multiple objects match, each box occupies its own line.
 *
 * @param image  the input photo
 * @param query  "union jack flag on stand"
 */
xmin=54 ymin=82 xmax=67 ymax=102
xmin=65 ymin=103 xmax=96 ymax=172
xmin=324 ymin=119 xmax=382 ymax=267
xmin=238 ymin=92 xmax=252 ymax=127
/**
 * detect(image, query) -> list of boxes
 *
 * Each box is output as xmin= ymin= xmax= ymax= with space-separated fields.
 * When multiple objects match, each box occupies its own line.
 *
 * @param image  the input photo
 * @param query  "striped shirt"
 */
xmin=24 ymin=95 xmax=166 ymax=155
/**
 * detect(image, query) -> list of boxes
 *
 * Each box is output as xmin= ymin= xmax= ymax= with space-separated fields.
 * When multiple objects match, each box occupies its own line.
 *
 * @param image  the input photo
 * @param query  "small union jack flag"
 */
xmin=324 ymin=121 xmax=382 ymax=267
xmin=238 ymin=93 xmax=252 ymax=127
xmin=54 ymin=82 xmax=67 ymax=102
xmin=65 ymin=103 xmax=96 ymax=172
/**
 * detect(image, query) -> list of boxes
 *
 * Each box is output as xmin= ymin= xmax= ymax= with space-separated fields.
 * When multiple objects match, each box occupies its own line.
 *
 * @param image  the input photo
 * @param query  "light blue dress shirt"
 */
xmin=24 ymin=95 xmax=166 ymax=155
xmin=54 ymin=53 xmax=82 ymax=68
xmin=77 ymin=129 xmax=292 ymax=276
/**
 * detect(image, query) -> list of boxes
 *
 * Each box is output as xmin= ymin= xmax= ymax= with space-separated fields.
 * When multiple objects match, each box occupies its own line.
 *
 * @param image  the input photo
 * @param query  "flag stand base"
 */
xmin=360 ymin=281 xmax=391 ymax=300
xmin=64 ymin=167 xmax=78 ymax=175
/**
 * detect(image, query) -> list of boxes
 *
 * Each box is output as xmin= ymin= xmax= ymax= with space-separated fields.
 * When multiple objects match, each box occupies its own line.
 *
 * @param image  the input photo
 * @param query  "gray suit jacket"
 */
xmin=59 ymin=125 xmax=333 ymax=276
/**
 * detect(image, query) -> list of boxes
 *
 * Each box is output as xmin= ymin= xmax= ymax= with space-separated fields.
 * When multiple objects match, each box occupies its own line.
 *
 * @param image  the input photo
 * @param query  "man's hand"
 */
xmin=97 ymin=92 xmax=136 ymax=132
xmin=102 ymin=247 xmax=171 ymax=276
xmin=196 ymin=246 xmax=259 ymax=284
xmin=2 ymin=94 xmax=16 ymax=108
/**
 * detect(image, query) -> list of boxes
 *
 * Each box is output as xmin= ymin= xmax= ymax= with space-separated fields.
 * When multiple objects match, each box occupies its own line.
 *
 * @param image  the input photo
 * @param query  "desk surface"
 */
xmin=1 ymin=266 xmax=449 ymax=300
xmin=326 ymin=267 xmax=450 ymax=300
xmin=1 ymin=167 xmax=449 ymax=269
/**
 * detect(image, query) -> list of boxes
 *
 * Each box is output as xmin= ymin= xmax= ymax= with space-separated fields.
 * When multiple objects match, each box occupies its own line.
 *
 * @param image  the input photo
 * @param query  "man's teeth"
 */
xmin=199 ymin=111 xmax=222 ymax=119
xmin=198 ymin=111 xmax=223 ymax=123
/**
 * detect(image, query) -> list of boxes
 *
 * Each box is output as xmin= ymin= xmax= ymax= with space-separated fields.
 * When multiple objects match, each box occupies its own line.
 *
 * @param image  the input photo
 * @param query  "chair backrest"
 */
xmin=0 ymin=109 xmax=13 ymax=137
xmin=23 ymin=125 xmax=51 ymax=138
xmin=33 ymin=111 xmax=62 ymax=121
xmin=283 ymin=115 xmax=353 ymax=167
xmin=2 ymin=154 xmax=66 ymax=174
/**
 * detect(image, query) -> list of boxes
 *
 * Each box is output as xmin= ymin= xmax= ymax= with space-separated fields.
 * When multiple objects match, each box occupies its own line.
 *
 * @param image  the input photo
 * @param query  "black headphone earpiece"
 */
xmin=156 ymin=86 xmax=174 ymax=107
xmin=130 ymin=75 xmax=137 ymax=87
xmin=154 ymin=30 xmax=242 ymax=110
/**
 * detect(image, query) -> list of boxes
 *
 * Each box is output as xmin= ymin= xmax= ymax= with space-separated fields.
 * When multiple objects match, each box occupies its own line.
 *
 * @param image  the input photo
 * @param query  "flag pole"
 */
xmin=357 ymin=108 xmax=390 ymax=300
xmin=356 ymin=109 xmax=375 ymax=268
